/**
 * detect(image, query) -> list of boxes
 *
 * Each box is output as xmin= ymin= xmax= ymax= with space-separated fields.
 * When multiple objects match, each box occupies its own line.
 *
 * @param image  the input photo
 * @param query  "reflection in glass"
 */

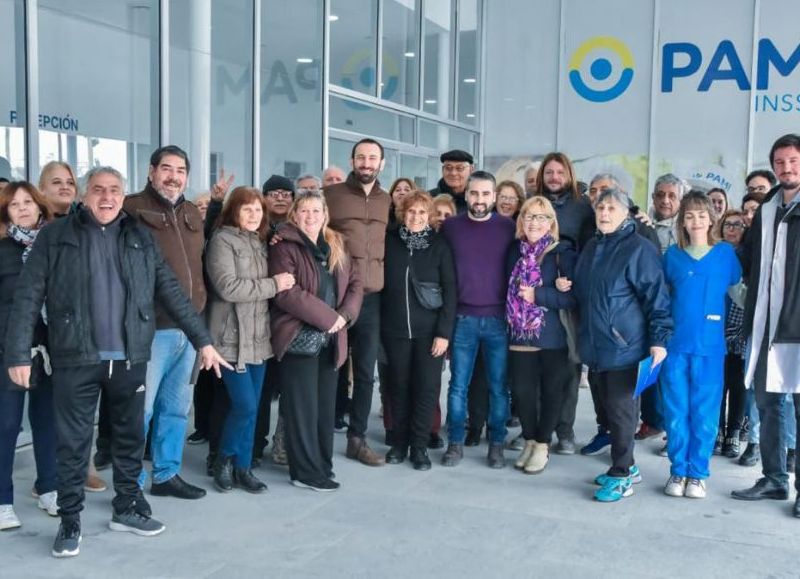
xmin=330 ymin=96 xmax=414 ymax=144
xmin=0 ymin=0 xmax=25 ymax=179
xmin=382 ymin=0 xmax=420 ymax=107
xmin=330 ymin=0 xmax=377 ymax=97
xmin=170 ymin=0 xmax=253 ymax=197
xmin=261 ymin=0 xmax=323 ymax=184
xmin=37 ymin=0 xmax=158 ymax=190
xmin=457 ymin=0 xmax=480 ymax=125
xmin=422 ymin=0 xmax=453 ymax=117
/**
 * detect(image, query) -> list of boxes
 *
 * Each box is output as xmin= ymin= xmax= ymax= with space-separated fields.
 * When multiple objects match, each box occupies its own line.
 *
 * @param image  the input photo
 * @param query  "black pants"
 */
xmin=467 ymin=346 xmax=488 ymax=431
xmin=555 ymin=363 xmax=580 ymax=440
xmin=383 ymin=336 xmax=444 ymax=449
xmin=594 ymin=367 xmax=639 ymax=478
xmin=253 ymin=369 xmax=280 ymax=456
xmin=719 ymin=354 xmax=746 ymax=432
xmin=207 ymin=374 xmax=230 ymax=457
xmin=96 ymin=390 xmax=111 ymax=455
xmin=279 ymin=348 xmax=338 ymax=484
xmin=509 ymin=348 xmax=571 ymax=443
xmin=53 ymin=361 xmax=147 ymax=518
xmin=347 ymin=293 xmax=380 ymax=438
xmin=192 ymin=368 xmax=216 ymax=435
xmin=335 ymin=357 xmax=351 ymax=420
xmin=588 ymin=371 xmax=608 ymax=431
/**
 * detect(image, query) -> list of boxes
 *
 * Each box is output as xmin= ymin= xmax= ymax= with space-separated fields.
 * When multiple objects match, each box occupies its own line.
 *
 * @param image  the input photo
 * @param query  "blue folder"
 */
xmin=633 ymin=356 xmax=662 ymax=399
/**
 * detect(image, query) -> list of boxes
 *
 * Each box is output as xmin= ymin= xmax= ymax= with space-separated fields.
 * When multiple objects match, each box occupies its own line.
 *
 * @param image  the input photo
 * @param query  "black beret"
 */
xmin=261 ymin=174 xmax=295 ymax=195
xmin=440 ymin=150 xmax=474 ymax=164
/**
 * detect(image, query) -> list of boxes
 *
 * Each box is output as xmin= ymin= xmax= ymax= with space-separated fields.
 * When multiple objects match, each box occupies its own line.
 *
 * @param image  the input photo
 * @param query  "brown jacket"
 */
xmin=123 ymin=185 xmax=206 ymax=329
xmin=205 ymin=226 xmax=278 ymax=370
xmin=268 ymin=224 xmax=363 ymax=369
xmin=324 ymin=173 xmax=389 ymax=294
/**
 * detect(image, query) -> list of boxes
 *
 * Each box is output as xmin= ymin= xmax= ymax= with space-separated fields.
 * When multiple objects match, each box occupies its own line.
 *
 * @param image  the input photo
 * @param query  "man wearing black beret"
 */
xmin=428 ymin=149 xmax=474 ymax=214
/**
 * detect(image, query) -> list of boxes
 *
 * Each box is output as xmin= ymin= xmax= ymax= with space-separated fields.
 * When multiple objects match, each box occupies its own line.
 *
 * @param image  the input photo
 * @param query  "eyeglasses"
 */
xmin=443 ymin=163 xmax=470 ymax=174
xmin=267 ymin=190 xmax=293 ymax=199
xmin=723 ymin=222 xmax=745 ymax=230
xmin=522 ymin=213 xmax=552 ymax=223
xmin=746 ymin=185 xmax=768 ymax=194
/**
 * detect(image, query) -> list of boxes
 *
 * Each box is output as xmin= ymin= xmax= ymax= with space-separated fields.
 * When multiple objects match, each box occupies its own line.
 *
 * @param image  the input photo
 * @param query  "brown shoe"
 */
xmin=84 ymin=474 xmax=107 ymax=493
xmin=346 ymin=436 xmax=385 ymax=467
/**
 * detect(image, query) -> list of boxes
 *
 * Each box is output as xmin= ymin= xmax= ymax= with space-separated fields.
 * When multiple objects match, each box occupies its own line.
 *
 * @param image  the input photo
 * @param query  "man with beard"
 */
xmin=429 ymin=150 xmax=474 ymax=214
xmin=732 ymin=134 xmax=800 ymax=519
xmin=325 ymin=138 xmax=390 ymax=466
xmin=123 ymin=146 xmax=208 ymax=500
xmin=440 ymin=170 xmax=515 ymax=468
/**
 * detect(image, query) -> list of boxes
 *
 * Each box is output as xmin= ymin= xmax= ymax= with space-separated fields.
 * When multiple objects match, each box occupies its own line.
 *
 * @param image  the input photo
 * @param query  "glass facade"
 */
xmin=6 ymin=0 xmax=483 ymax=195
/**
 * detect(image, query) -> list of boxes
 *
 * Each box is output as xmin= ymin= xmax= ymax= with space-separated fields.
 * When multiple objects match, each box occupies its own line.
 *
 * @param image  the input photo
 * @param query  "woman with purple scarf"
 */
xmin=505 ymin=196 xmax=577 ymax=474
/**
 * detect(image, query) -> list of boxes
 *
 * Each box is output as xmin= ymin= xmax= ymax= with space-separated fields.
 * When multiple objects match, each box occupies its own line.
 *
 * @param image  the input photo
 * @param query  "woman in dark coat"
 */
xmin=269 ymin=192 xmax=363 ymax=492
xmin=0 ymin=182 xmax=57 ymax=529
xmin=381 ymin=190 xmax=456 ymax=470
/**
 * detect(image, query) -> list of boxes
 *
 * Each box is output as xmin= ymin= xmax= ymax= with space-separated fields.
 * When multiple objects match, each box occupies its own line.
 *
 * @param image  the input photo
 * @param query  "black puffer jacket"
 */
xmin=573 ymin=220 xmax=672 ymax=371
xmin=381 ymin=229 xmax=457 ymax=340
xmin=4 ymin=209 xmax=212 ymax=369
xmin=0 ymin=237 xmax=46 ymax=357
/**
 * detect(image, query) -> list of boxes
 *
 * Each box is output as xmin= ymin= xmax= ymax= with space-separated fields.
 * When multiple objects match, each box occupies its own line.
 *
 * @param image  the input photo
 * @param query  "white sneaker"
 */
xmin=38 ymin=491 xmax=59 ymax=517
xmin=0 ymin=504 xmax=21 ymax=530
xmin=684 ymin=478 xmax=707 ymax=499
xmin=664 ymin=475 xmax=687 ymax=497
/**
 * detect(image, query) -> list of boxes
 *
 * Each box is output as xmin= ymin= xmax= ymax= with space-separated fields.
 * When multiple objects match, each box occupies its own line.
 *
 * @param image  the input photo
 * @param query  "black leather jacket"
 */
xmin=4 ymin=209 xmax=211 ymax=369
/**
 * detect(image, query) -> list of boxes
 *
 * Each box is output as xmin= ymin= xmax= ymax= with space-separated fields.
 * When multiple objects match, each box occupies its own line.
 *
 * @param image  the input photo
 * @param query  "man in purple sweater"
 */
xmin=440 ymin=170 xmax=516 ymax=468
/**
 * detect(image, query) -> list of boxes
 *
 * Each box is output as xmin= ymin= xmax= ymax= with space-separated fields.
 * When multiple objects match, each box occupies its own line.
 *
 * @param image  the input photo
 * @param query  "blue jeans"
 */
xmin=745 ymin=388 xmax=795 ymax=447
xmin=139 ymin=329 xmax=196 ymax=485
xmin=447 ymin=315 xmax=509 ymax=445
xmin=220 ymin=364 xmax=266 ymax=469
xmin=662 ymin=353 xmax=725 ymax=480
xmin=0 ymin=373 xmax=57 ymax=504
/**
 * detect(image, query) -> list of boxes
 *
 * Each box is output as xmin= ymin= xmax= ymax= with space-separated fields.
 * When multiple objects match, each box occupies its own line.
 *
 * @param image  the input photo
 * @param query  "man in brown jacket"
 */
xmin=123 ymin=145 xmax=208 ymax=499
xmin=325 ymin=138 xmax=390 ymax=466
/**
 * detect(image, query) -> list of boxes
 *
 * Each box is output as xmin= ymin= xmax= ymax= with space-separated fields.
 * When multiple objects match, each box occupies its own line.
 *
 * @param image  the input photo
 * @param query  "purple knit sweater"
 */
xmin=441 ymin=213 xmax=515 ymax=317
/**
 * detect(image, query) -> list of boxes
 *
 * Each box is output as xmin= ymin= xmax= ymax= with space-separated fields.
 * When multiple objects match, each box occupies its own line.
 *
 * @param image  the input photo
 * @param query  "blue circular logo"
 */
xmin=569 ymin=37 xmax=635 ymax=103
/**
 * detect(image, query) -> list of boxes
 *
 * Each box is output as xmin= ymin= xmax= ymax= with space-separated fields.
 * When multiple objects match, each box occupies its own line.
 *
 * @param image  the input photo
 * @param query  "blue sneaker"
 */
xmin=580 ymin=429 xmax=611 ymax=455
xmin=594 ymin=465 xmax=642 ymax=486
xmin=594 ymin=476 xmax=633 ymax=502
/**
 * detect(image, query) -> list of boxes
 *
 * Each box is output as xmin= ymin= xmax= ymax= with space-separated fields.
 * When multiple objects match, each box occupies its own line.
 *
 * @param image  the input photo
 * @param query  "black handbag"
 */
xmin=408 ymin=263 xmax=443 ymax=310
xmin=286 ymin=325 xmax=329 ymax=356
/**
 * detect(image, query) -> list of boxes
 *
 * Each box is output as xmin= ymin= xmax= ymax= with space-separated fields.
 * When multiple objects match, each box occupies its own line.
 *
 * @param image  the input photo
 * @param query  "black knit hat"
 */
xmin=261 ymin=174 xmax=295 ymax=195
xmin=440 ymin=149 xmax=474 ymax=164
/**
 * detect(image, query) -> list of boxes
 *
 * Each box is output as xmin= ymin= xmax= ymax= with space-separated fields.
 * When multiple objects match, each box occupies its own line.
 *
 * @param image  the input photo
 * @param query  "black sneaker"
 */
xmin=109 ymin=509 xmax=166 ymax=536
xmin=93 ymin=449 xmax=112 ymax=471
xmin=52 ymin=518 xmax=81 ymax=558
xmin=186 ymin=430 xmax=207 ymax=445
xmin=291 ymin=478 xmax=340 ymax=493
xmin=334 ymin=416 xmax=349 ymax=433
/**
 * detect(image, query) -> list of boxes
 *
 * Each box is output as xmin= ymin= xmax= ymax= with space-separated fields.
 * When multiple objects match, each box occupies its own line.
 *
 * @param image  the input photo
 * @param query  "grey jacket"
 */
xmin=205 ymin=226 xmax=278 ymax=370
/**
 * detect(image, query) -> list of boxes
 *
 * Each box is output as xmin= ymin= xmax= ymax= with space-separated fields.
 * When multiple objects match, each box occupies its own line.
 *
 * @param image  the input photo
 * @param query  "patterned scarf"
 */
xmin=399 ymin=225 xmax=432 ymax=251
xmin=7 ymin=219 xmax=43 ymax=262
xmin=506 ymin=234 xmax=554 ymax=341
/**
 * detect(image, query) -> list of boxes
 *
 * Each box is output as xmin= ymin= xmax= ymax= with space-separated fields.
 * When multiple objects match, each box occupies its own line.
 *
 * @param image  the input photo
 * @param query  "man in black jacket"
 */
xmin=732 ymin=134 xmax=800 ymax=518
xmin=6 ymin=166 xmax=230 ymax=558
xmin=428 ymin=149 xmax=474 ymax=214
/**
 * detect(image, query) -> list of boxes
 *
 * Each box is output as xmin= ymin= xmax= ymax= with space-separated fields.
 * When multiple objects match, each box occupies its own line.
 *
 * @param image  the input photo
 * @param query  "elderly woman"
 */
xmin=0 ymin=182 xmax=57 ymax=529
xmin=564 ymin=188 xmax=672 ymax=502
xmin=269 ymin=192 xmax=363 ymax=491
xmin=382 ymin=190 xmax=456 ymax=470
xmin=432 ymin=194 xmax=456 ymax=231
xmin=205 ymin=187 xmax=295 ymax=494
xmin=496 ymin=180 xmax=525 ymax=220
xmin=506 ymin=196 xmax=577 ymax=474
xmin=661 ymin=192 xmax=741 ymax=499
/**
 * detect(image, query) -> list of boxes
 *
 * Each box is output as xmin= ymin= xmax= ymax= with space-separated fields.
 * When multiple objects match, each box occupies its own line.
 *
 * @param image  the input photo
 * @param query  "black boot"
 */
xmin=712 ymin=431 xmax=724 ymax=455
xmin=213 ymin=456 xmax=234 ymax=492
xmin=723 ymin=430 xmax=741 ymax=458
xmin=233 ymin=468 xmax=267 ymax=494
xmin=385 ymin=445 xmax=408 ymax=464
xmin=410 ymin=447 xmax=431 ymax=471
xmin=738 ymin=442 xmax=760 ymax=467
xmin=206 ymin=452 xmax=217 ymax=477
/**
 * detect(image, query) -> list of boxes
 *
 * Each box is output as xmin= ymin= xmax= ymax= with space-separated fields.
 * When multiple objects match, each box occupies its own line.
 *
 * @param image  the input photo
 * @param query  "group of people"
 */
xmin=1 ymin=132 xmax=799 ymax=559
